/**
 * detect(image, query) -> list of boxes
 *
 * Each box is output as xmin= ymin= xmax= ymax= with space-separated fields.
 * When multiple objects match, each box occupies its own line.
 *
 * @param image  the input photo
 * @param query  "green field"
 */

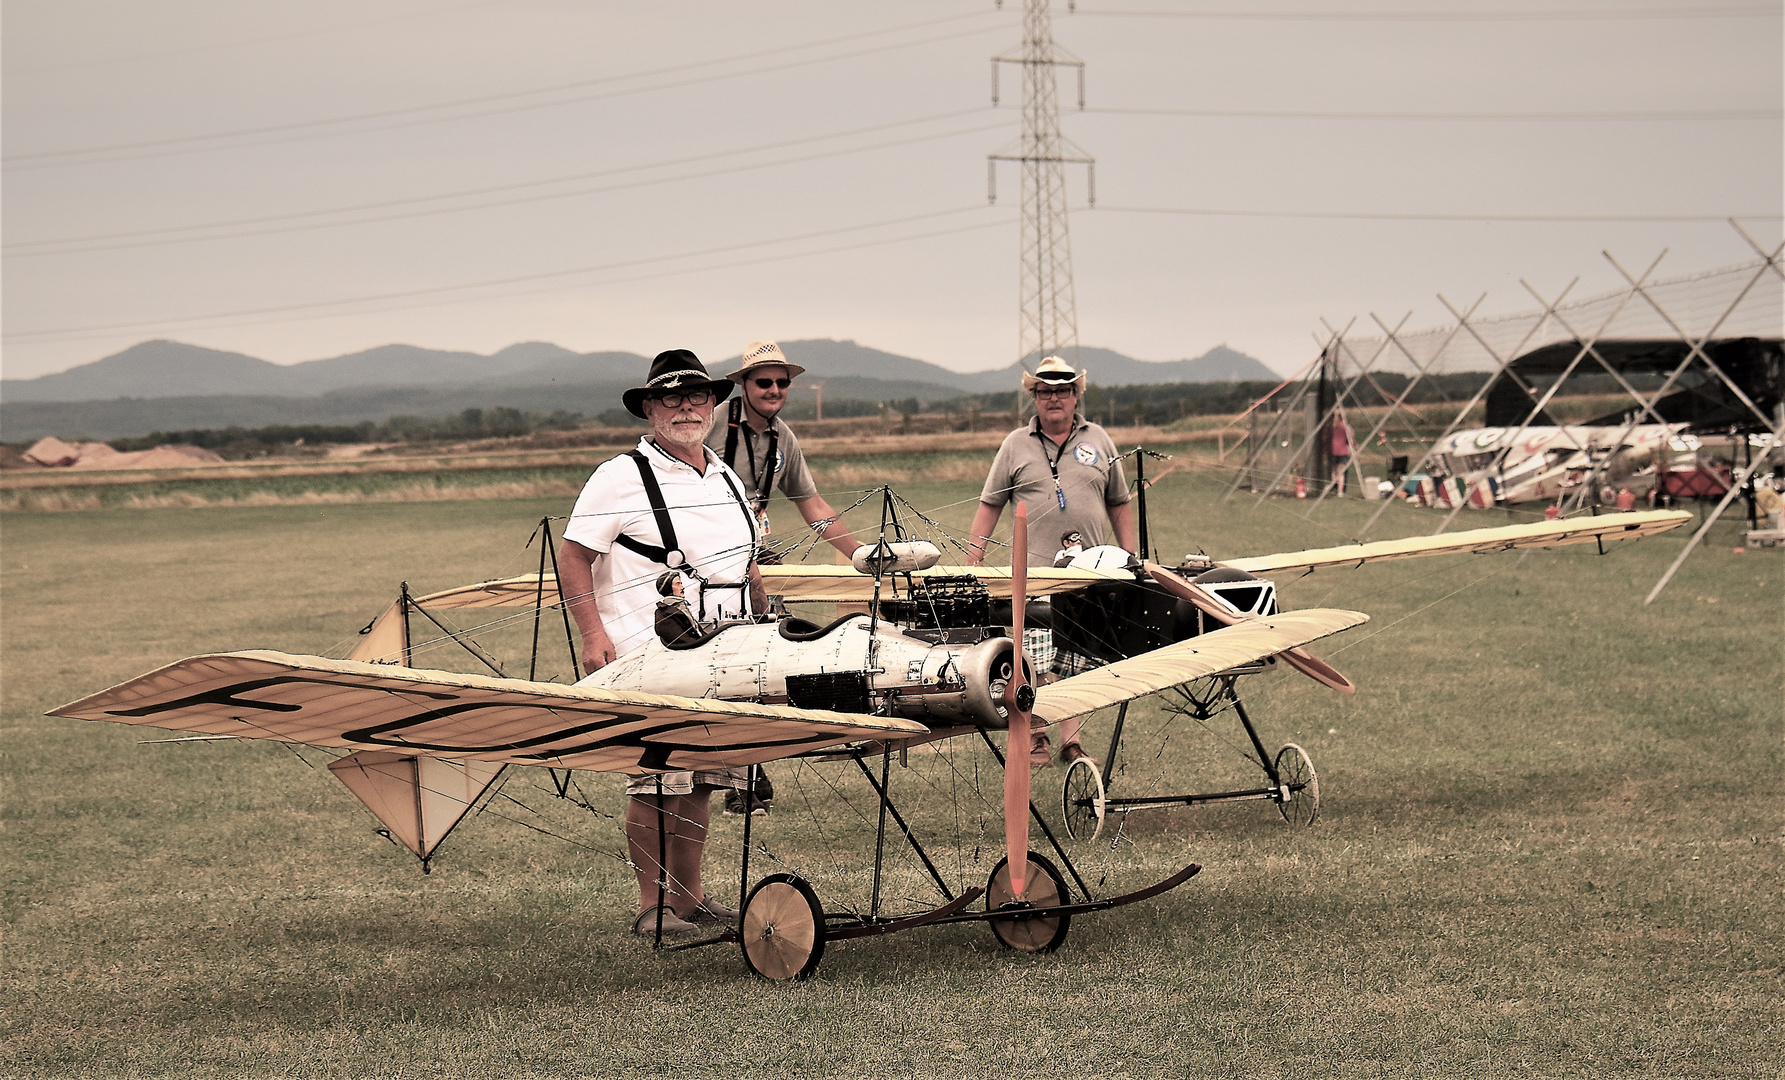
xmin=2 ymin=470 xmax=1779 ymax=1078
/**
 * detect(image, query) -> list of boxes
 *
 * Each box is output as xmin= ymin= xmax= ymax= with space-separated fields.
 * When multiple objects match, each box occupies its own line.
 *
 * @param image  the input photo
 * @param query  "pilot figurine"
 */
xmin=653 ymin=571 xmax=703 ymax=648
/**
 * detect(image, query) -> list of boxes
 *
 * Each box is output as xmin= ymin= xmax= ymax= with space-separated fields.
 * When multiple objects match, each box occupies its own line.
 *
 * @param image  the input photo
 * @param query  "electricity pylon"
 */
xmin=989 ymin=0 xmax=1094 ymax=378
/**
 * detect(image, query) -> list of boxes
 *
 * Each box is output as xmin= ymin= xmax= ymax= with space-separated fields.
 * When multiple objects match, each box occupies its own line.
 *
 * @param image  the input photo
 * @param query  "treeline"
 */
xmin=772 ymin=372 xmax=1501 ymax=428
xmin=107 ymin=407 xmax=584 ymax=458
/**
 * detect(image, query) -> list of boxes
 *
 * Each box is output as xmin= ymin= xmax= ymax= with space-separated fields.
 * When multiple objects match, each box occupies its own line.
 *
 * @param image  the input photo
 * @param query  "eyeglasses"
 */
xmin=753 ymin=378 xmax=792 ymax=390
xmin=649 ymin=389 xmax=713 ymax=409
xmin=1032 ymin=386 xmax=1076 ymax=399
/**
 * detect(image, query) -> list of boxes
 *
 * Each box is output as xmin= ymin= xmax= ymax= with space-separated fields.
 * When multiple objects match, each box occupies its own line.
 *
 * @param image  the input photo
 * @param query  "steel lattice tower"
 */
xmin=989 ymin=0 xmax=1094 ymax=374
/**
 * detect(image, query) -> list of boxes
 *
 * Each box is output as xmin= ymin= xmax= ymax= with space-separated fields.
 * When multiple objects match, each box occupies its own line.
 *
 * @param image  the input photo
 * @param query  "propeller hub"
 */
xmin=1014 ymin=683 xmax=1035 ymax=712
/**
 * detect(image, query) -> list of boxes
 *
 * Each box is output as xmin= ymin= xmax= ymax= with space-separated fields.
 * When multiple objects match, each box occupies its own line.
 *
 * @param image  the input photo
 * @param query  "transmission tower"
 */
xmin=989 ymin=0 xmax=1094 ymax=377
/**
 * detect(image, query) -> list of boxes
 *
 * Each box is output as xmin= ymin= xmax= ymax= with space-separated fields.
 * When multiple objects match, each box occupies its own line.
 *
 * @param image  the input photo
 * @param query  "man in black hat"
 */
xmin=557 ymin=348 xmax=764 ymax=937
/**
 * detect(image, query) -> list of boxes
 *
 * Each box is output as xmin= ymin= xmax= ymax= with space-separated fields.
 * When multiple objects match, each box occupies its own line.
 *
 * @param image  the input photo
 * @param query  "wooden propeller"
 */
xmin=1002 ymin=503 xmax=1035 ymax=899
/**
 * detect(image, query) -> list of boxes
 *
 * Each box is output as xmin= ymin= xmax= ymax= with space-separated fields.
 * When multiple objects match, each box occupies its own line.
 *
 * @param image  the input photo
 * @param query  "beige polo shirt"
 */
xmin=980 ymin=416 xmax=1130 ymax=567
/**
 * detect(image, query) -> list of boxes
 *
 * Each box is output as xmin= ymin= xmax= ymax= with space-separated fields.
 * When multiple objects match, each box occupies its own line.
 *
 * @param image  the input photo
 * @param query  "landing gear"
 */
xmin=1061 ymin=756 xmax=1106 ymax=841
xmin=740 ymin=873 xmax=825 ymax=981
xmin=1273 ymin=743 xmax=1319 ymax=828
xmin=985 ymin=851 xmax=1071 ymax=953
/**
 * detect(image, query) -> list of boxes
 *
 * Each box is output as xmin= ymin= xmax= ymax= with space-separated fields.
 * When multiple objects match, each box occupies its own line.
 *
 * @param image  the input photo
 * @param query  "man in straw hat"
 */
xmin=706 ymin=340 xmax=863 ymax=560
xmin=966 ymin=354 xmax=1136 ymax=767
xmin=558 ymin=348 xmax=763 ymax=937
xmin=705 ymin=340 xmax=863 ymax=817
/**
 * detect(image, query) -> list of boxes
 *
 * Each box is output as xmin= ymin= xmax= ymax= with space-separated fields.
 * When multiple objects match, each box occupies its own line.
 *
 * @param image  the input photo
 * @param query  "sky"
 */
xmin=3 ymin=1 xmax=1780 ymax=382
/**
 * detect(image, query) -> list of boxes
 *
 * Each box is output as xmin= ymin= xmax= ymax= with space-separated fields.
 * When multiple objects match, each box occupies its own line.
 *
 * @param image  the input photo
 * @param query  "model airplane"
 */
xmin=1419 ymin=424 xmax=1683 ymax=506
xmin=48 ymin=505 xmax=1688 ymax=980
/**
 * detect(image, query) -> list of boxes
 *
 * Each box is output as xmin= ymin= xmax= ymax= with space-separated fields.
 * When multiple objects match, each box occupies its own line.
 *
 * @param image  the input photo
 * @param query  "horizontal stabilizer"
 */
xmin=50 ymin=651 xmax=927 ymax=775
xmin=1031 ymin=608 xmax=1368 ymax=726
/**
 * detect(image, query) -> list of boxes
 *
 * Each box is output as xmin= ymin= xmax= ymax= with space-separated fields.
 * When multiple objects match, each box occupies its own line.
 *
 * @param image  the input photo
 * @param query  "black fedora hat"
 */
xmin=622 ymin=349 xmax=734 ymax=418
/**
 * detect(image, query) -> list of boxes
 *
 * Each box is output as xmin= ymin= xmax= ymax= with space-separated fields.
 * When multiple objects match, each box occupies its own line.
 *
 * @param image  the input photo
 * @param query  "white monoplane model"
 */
xmin=49 ymin=506 xmax=1687 ymax=980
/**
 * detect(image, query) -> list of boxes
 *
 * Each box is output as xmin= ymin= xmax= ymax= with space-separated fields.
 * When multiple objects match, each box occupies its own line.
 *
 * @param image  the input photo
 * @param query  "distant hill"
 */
xmin=1 ymin=337 xmax=1281 ymax=440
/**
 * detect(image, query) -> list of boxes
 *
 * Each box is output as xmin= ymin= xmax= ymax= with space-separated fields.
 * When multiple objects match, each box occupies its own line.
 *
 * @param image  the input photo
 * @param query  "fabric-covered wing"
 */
xmin=759 ymin=564 xmax=1131 ymax=603
xmin=1031 ymin=609 xmax=1369 ymax=726
xmin=350 ymin=574 xmax=564 ymax=663
xmin=1223 ymin=510 xmax=1689 ymax=576
xmin=50 ymin=651 xmax=926 ymax=774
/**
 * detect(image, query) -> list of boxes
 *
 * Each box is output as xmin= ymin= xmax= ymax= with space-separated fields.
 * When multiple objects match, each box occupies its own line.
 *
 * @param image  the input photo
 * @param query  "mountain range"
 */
xmin=1 ymin=338 xmax=1278 ymax=440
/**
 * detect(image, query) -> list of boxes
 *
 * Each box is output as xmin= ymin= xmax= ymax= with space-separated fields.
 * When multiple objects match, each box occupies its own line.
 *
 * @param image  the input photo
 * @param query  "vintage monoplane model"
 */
xmin=48 ymin=502 xmax=1688 ymax=980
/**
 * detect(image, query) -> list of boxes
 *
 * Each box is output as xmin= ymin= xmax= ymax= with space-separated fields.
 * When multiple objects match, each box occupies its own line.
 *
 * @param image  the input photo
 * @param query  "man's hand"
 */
xmin=580 ymin=626 xmax=617 ymax=673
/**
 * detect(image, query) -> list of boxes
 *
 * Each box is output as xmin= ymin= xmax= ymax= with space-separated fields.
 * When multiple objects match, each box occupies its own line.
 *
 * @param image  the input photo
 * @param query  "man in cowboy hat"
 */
xmin=704 ymin=340 xmax=862 ymax=816
xmin=705 ymin=340 xmax=863 ymax=560
xmin=558 ymin=348 xmax=765 ymax=936
xmin=966 ymin=354 xmax=1137 ymax=767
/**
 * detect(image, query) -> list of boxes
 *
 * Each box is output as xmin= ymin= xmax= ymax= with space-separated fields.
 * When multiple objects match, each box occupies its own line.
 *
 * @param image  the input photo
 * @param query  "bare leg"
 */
xmin=664 ymin=791 xmax=712 ymax=917
xmin=627 ymin=791 xmax=711 ymax=914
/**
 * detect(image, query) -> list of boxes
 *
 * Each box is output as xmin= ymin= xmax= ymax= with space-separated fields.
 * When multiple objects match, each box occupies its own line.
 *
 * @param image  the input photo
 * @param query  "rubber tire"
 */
xmin=740 ymin=873 xmax=826 ymax=981
xmin=1061 ymin=755 xmax=1106 ymax=841
xmin=1274 ymin=742 xmax=1319 ymax=828
xmin=984 ymin=851 xmax=1071 ymax=953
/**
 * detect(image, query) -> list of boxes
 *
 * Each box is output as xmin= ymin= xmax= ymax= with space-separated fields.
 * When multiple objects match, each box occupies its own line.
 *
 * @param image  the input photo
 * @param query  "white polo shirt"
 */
xmin=562 ymin=438 xmax=759 ymax=657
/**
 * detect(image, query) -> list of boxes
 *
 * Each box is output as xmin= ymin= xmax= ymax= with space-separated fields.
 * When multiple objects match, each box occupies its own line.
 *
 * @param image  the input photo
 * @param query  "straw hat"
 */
xmin=622 ymin=350 xmax=734 ymax=418
xmin=1021 ymin=355 xmax=1087 ymax=393
xmin=725 ymin=340 xmax=807 ymax=382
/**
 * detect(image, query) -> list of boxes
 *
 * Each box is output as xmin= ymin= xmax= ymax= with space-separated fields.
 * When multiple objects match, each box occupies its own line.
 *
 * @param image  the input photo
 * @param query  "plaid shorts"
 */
xmin=624 ymin=768 xmax=752 ymax=797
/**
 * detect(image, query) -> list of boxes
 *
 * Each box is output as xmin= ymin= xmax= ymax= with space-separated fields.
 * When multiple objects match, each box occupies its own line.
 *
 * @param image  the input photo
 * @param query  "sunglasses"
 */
xmin=649 ymin=389 xmax=713 ymax=409
xmin=1032 ymin=385 xmax=1076 ymax=398
xmin=752 ymin=377 xmax=793 ymax=390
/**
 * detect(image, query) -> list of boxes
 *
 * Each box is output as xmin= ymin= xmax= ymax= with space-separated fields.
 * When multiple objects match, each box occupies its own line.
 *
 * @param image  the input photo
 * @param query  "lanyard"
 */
xmin=1031 ymin=425 xmax=1077 ymax=511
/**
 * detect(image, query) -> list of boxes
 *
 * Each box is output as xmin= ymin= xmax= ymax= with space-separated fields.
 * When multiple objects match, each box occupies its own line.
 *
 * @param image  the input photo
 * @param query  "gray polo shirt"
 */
xmin=980 ymin=416 xmax=1130 ymax=567
xmin=704 ymin=399 xmax=819 ymax=518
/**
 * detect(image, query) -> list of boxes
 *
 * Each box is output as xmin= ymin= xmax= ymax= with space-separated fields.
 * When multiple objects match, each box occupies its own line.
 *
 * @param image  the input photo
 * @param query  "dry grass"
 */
xmin=1 ymin=478 xmax=1779 ymax=1078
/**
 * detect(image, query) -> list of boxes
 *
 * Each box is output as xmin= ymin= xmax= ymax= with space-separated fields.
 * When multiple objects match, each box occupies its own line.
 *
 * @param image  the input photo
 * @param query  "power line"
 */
xmin=3 ymin=205 xmax=1005 ymax=341
xmin=8 ymin=0 xmax=522 ymax=75
xmin=3 ymin=14 xmax=1006 ymax=170
xmin=1095 ymin=205 xmax=1784 ymax=222
xmin=1077 ymin=6 xmax=1778 ymax=21
xmin=6 ymin=116 xmax=1006 ymax=257
xmin=1085 ymin=105 xmax=1781 ymax=122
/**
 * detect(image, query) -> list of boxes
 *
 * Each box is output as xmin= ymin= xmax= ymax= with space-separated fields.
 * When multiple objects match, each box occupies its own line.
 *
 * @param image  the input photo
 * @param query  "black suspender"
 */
xmin=611 ymin=447 xmax=758 ymax=567
xmin=612 ymin=450 xmax=684 ymax=566
xmin=721 ymin=398 xmax=779 ymax=510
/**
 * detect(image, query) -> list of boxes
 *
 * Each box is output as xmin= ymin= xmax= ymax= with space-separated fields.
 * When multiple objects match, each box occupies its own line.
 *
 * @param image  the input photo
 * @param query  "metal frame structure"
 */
xmin=1223 ymin=222 xmax=1782 ymax=603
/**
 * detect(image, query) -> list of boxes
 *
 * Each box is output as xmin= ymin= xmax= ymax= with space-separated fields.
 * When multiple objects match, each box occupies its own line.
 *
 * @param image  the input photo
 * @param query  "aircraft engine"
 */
xmin=959 ymin=635 xmax=1037 ymax=730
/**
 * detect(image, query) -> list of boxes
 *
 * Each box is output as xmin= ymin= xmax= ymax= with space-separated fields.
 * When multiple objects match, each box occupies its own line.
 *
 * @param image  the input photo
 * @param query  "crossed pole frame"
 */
xmin=1304 ymin=300 xmax=1484 ymax=517
xmin=1222 ymin=321 xmax=1351 ymax=499
xmin=1249 ymin=313 xmax=1409 ymax=508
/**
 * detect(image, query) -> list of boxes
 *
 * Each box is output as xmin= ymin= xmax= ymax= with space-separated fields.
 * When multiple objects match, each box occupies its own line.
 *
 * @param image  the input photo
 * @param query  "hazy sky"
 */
xmin=3 ymin=1 xmax=1780 ymax=382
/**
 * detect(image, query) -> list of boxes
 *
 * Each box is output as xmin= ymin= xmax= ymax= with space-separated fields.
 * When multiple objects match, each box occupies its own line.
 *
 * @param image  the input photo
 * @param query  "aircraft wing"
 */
xmin=758 ymin=564 xmax=1131 ymax=603
xmin=1031 ymin=608 xmax=1369 ymax=725
xmin=49 ymin=651 xmax=927 ymax=774
xmin=1223 ymin=510 xmax=1689 ymax=576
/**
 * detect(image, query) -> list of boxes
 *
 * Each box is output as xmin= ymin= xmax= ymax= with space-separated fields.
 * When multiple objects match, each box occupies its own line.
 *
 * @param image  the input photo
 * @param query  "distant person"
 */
xmin=705 ymin=340 xmax=864 ymax=815
xmin=966 ymin=355 xmax=1136 ymax=767
xmin=1330 ymin=410 xmax=1357 ymax=496
xmin=557 ymin=349 xmax=763 ymax=937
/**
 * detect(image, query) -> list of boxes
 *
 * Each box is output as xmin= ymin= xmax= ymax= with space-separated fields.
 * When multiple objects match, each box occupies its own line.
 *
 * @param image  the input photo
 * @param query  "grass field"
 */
xmin=2 ymin=468 xmax=1780 ymax=1079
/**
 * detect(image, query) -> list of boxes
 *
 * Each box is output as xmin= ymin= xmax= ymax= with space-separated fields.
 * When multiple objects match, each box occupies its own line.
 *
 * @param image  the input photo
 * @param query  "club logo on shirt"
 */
xmin=1073 ymin=442 xmax=1098 ymax=466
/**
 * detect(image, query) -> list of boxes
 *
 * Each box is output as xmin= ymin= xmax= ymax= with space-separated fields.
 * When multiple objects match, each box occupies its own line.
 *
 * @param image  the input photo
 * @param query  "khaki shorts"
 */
xmin=624 ymin=767 xmax=752 ymax=797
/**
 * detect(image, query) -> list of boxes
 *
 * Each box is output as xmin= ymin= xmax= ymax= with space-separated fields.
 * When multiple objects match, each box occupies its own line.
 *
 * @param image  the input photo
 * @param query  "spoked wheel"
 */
xmin=1061 ymin=755 xmax=1106 ymax=841
xmin=740 ymin=873 xmax=825 ymax=981
xmin=1273 ymin=742 xmax=1319 ymax=828
xmin=984 ymin=851 xmax=1071 ymax=953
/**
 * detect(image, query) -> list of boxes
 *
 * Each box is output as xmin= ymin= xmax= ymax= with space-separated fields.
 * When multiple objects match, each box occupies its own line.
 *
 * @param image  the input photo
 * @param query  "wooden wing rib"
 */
xmin=1030 ymin=609 xmax=1369 ymax=726
xmin=1223 ymin=510 xmax=1690 ymax=576
xmin=758 ymin=564 xmax=1130 ymax=603
xmin=49 ymin=651 xmax=926 ymax=774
